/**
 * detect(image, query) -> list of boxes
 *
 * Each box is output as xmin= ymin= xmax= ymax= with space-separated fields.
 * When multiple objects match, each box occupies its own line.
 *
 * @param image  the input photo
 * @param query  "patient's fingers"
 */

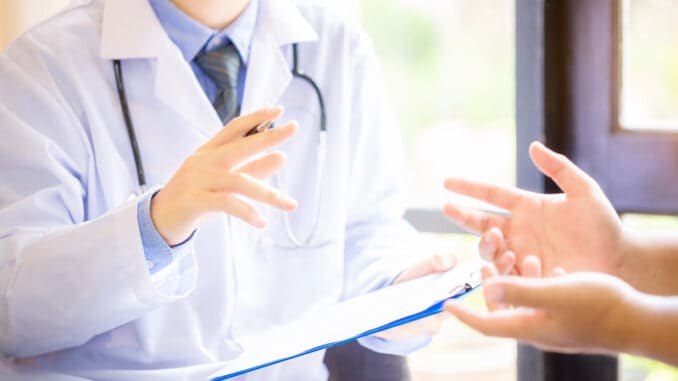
xmin=528 ymin=142 xmax=599 ymax=196
xmin=520 ymin=255 xmax=542 ymax=278
xmin=482 ymin=264 xmax=509 ymax=312
xmin=445 ymin=301 xmax=539 ymax=339
xmin=444 ymin=178 xmax=528 ymax=210
xmin=443 ymin=203 xmax=508 ymax=235
xmin=495 ymin=250 xmax=516 ymax=275
xmin=479 ymin=227 xmax=507 ymax=261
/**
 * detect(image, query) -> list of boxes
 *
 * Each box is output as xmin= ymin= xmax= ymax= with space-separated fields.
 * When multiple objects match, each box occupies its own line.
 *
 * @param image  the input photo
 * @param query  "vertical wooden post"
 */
xmin=516 ymin=0 xmax=619 ymax=380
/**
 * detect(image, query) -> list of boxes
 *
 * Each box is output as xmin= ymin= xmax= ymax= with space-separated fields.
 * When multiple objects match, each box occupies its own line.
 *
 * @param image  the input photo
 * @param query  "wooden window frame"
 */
xmin=519 ymin=0 xmax=678 ymax=213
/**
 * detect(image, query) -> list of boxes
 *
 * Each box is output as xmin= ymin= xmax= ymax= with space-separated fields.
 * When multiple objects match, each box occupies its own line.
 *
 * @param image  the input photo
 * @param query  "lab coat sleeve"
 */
xmin=0 ymin=43 xmax=198 ymax=358
xmin=341 ymin=29 xmax=420 ymax=302
xmin=341 ymin=30 xmax=430 ymax=356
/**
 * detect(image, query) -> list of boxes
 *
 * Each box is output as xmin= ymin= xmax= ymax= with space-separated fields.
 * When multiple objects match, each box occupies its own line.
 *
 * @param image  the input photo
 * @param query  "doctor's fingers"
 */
xmin=413 ymin=312 xmax=451 ymax=337
xmin=375 ymin=312 xmax=450 ymax=340
xmin=394 ymin=252 xmax=457 ymax=284
xmin=202 ymin=193 xmax=268 ymax=228
xmin=205 ymin=171 xmax=297 ymax=212
xmin=215 ymin=121 xmax=298 ymax=168
xmin=443 ymin=202 xmax=509 ymax=236
xmin=236 ymin=151 xmax=287 ymax=180
xmin=202 ymin=106 xmax=285 ymax=149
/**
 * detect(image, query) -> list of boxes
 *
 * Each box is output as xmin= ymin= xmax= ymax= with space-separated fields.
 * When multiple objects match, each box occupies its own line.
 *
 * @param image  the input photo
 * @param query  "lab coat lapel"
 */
xmin=154 ymin=49 xmax=222 ymax=137
xmin=241 ymin=0 xmax=319 ymax=113
xmin=100 ymin=0 xmax=222 ymax=138
xmin=241 ymin=25 xmax=292 ymax=114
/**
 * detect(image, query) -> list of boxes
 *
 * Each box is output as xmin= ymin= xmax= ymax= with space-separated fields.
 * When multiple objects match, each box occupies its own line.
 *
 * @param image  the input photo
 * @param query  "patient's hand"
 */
xmin=443 ymin=141 xmax=627 ymax=277
xmin=445 ymin=257 xmax=638 ymax=355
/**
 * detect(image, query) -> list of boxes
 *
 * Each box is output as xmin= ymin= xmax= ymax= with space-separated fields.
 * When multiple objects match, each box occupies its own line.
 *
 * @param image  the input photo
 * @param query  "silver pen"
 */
xmin=245 ymin=120 xmax=274 ymax=137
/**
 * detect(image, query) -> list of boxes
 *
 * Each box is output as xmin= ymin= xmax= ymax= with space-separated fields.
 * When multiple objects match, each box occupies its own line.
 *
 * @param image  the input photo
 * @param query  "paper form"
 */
xmin=210 ymin=261 xmax=482 ymax=380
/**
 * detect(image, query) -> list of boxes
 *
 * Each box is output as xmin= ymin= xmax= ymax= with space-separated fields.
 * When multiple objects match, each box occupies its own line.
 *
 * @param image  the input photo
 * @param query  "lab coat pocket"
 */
xmin=233 ymin=237 xmax=345 ymax=330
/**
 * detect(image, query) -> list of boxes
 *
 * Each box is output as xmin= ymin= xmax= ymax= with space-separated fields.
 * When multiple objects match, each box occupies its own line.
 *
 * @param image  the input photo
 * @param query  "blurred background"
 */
xmin=620 ymin=0 xmax=678 ymax=130
xmin=1 ymin=0 xmax=678 ymax=380
xmin=357 ymin=1 xmax=516 ymax=379
xmin=353 ymin=0 xmax=678 ymax=380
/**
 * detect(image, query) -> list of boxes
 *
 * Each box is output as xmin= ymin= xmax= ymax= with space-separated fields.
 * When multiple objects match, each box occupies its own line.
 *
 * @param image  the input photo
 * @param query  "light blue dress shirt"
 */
xmin=138 ymin=0 xmax=259 ymax=273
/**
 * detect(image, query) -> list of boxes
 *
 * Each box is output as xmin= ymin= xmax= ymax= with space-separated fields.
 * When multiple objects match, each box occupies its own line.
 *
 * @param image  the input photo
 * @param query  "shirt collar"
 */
xmin=148 ymin=0 xmax=259 ymax=65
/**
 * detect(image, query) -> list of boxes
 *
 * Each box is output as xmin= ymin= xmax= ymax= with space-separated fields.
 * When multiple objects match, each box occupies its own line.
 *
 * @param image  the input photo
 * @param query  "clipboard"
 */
xmin=210 ymin=262 xmax=483 ymax=380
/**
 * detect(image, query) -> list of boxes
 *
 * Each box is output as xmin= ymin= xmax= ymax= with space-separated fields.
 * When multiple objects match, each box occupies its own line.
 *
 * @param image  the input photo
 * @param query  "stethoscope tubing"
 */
xmin=114 ymin=43 xmax=327 ymax=248
xmin=114 ymin=59 xmax=147 ymax=193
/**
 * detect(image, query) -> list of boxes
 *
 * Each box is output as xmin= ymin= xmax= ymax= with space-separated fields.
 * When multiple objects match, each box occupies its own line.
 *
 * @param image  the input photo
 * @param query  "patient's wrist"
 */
xmin=609 ymin=288 xmax=645 ymax=354
xmin=614 ymin=229 xmax=647 ymax=285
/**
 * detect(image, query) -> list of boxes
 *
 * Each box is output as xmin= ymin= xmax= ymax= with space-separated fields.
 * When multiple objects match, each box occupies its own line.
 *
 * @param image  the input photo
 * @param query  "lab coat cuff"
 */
xmin=116 ymin=191 xmax=199 ymax=305
xmin=353 ymin=259 xmax=434 ymax=355
xmin=137 ymin=191 xmax=196 ymax=274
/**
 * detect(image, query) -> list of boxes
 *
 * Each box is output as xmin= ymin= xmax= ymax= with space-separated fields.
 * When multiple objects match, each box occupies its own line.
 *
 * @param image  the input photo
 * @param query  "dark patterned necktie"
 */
xmin=194 ymin=43 xmax=242 ymax=124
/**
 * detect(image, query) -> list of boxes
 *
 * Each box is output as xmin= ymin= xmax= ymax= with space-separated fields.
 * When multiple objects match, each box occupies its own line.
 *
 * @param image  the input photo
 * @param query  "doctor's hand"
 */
xmin=443 ymin=141 xmax=625 ymax=277
xmin=151 ymin=107 xmax=299 ymax=246
xmin=373 ymin=253 xmax=457 ymax=341
xmin=445 ymin=259 xmax=640 ymax=355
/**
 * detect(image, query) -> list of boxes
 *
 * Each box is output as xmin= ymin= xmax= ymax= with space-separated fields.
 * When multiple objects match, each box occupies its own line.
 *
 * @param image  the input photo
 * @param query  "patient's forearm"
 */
xmin=618 ymin=230 xmax=678 ymax=295
xmin=625 ymin=294 xmax=678 ymax=367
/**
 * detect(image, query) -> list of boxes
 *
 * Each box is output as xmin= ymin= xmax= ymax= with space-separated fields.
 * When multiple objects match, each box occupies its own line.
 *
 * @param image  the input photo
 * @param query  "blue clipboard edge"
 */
xmin=211 ymin=284 xmax=482 ymax=380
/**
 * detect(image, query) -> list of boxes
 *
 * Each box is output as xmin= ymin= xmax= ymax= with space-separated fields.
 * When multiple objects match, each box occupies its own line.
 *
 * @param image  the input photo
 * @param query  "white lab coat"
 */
xmin=0 ymin=0 xmax=417 ymax=380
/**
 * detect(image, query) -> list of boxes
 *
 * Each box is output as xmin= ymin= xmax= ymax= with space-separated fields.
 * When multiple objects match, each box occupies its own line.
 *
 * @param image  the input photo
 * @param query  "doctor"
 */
xmin=0 ymin=0 xmax=451 ymax=380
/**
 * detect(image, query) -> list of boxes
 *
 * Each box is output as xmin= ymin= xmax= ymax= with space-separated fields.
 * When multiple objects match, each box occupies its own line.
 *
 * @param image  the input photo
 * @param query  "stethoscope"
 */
xmin=113 ymin=43 xmax=327 ymax=248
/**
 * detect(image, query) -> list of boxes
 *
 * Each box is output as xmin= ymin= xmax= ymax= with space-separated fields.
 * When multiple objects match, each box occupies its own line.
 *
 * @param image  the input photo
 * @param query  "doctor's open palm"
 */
xmin=443 ymin=142 xmax=625 ymax=277
xmin=151 ymin=106 xmax=299 ymax=246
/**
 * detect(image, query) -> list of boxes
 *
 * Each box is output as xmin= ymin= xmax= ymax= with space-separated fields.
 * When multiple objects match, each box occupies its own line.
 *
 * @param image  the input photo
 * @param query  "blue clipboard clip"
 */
xmin=449 ymin=266 xmax=482 ymax=297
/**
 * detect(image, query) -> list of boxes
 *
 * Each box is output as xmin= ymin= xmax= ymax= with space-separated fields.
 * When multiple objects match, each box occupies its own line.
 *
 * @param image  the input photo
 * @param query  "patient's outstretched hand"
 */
xmin=445 ymin=258 xmax=638 ymax=355
xmin=443 ymin=141 xmax=626 ymax=277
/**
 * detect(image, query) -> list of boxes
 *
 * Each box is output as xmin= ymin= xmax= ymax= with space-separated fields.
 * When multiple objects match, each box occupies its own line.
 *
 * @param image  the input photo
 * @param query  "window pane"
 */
xmin=361 ymin=0 xmax=516 ymax=210
xmin=620 ymin=0 xmax=678 ymax=130
xmin=360 ymin=1 xmax=516 ymax=380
